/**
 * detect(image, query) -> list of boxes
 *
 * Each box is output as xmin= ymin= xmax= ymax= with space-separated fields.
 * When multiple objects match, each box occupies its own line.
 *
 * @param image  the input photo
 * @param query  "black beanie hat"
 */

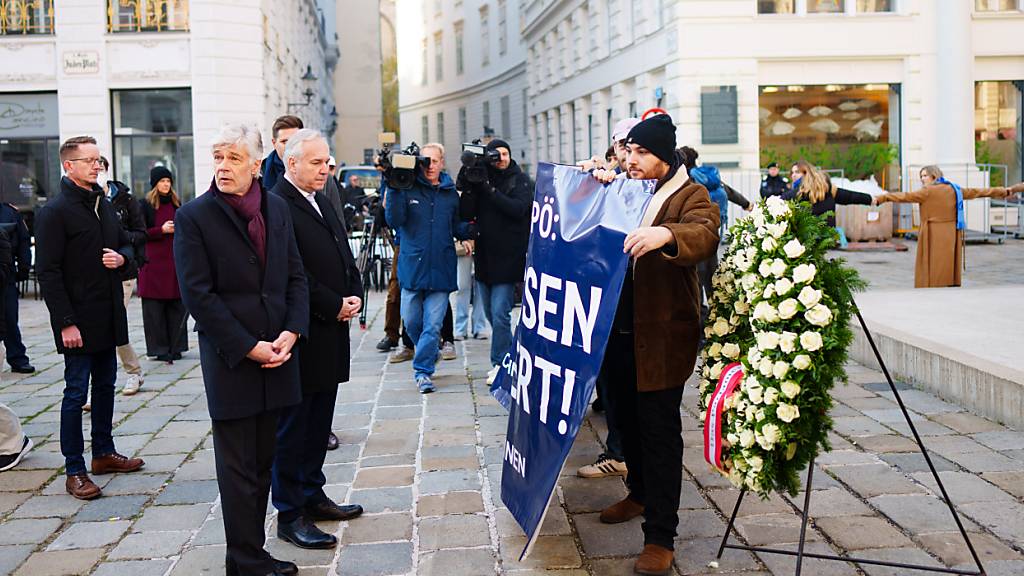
xmin=150 ymin=165 xmax=174 ymax=189
xmin=485 ymin=138 xmax=511 ymax=154
xmin=625 ymin=114 xmax=676 ymax=165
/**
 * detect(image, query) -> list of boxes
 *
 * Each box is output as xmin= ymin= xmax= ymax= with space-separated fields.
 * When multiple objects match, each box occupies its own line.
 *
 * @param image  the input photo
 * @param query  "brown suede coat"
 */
xmin=877 ymin=184 xmax=1012 ymax=288
xmin=632 ymin=173 xmax=720 ymax=392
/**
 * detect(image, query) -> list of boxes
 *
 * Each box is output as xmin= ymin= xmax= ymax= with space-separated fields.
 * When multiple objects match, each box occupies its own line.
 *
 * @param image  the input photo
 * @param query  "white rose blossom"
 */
xmin=758 ymin=358 xmax=774 ymax=377
xmin=710 ymin=362 xmax=725 ymax=379
xmin=713 ymin=317 xmax=731 ymax=337
xmin=763 ymin=285 xmax=776 ymax=299
xmin=776 ymin=403 xmax=801 ymax=423
xmin=762 ymin=237 xmax=777 ymax=252
xmin=747 ymin=385 xmax=764 ymax=405
xmin=774 ymin=277 xmax=794 ymax=296
xmin=773 ymin=360 xmax=790 ymax=379
xmin=762 ymin=423 xmax=782 ymax=446
xmin=747 ymin=454 xmax=765 ymax=472
xmin=800 ymin=331 xmax=824 ymax=352
xmin=779 ymin=331 xmax=798 ymax=354
xmin=767 ymin=222 xmax=787 ymax=239
xmin=781 ymin=380 xmax=801 ymax=399
xmin=734 ymin=300 xmax=749 ymax=314
xmin=770 ymin=259 xmax=788 ymax=278
xmin=793 ymin=354 xmax=812 ymax=370
xmin=783 ymin=238 xmax=806 ymax=259
xmin=758 ymin=260 xmax=773 ymax=277
xmin=805 ymin=304 xmax=833 ymax=327
xmin=708 ymin=342 xmax=723 ymax=358
xmin=739 ymin=429 xmax=755 ymax=448
xmin=763 ymin=387 xmax=779 ymax=405
xmin=721 ymin=342 xmax=741 ymax=359
xmin=797 ymin=286 xmax=822 ymax=309
xmin=777 ymin=298 xmax=799 ymax=320
xmin=793 ymin=263 xmax=817 ymax=284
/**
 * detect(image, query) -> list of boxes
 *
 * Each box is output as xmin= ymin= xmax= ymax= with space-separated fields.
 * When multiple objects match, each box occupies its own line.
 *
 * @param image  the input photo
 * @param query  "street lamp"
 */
xmin=287 ymin=65 xmax=319 ymax=112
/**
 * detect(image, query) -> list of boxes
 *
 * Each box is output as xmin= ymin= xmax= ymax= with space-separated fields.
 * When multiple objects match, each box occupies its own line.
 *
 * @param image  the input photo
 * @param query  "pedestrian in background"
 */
xmin=759 ymin=161 xmax=789 ymax=199
xmin=139 ymin=166 xmax=188 ymax=363
xmin=99 ymin=157 xmax=147 ymax=394
xmin=453 ymin=238 xmax=488 ymax=340
xmin=457 ymin=139 xmax=531 ymax=384
xmin=0 ymin=226 xmax=33 ymax=472
xmin=175 ymin=123 xmax=307 ymax=576
xmin=261 ymin=115 xmax=304 ymax=193
xmin=36 ymin=136 xmax=145 ymax=501
xmin=0 ymin=199 xmax=34 ymax=374
xmin=783 ymin=160 xmax=872 ymax=227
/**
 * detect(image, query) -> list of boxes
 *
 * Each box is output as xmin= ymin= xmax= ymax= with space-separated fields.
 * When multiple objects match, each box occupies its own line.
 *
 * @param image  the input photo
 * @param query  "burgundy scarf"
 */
xmin=214 ymin=178 xmax=267 ymax=267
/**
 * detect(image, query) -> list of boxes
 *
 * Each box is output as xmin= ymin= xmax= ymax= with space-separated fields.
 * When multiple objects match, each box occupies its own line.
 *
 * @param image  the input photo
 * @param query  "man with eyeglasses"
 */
xmin=35 ymin=136 xmax=145 ymax=500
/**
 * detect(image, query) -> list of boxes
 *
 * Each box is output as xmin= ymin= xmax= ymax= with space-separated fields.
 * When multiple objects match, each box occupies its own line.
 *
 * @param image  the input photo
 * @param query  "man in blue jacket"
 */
xmin=384 ymin=143 xmax=471 ymax=393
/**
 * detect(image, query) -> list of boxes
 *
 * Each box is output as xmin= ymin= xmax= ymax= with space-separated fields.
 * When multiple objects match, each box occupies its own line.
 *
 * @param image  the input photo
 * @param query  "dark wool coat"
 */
xmin=139 ymin=197 xmax=181 ymax=300
xmin=35 ymin=177 xmax=133 ymax=354
xmin=633 ymin=171 xmax=720 ymax=393
xmin=459 ymin=160 xmax=533 ymax=285
xmin=174 ymin=185 xmax=309 ymax=421
xmin=272 ymin=178 xmax=363 ymax=393
xmin=107 ymin=180 xmax=147 ymax=280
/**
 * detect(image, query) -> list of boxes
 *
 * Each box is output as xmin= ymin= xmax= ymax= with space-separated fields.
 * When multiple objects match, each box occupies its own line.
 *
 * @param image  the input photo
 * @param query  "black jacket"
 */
xmin=459 ymin=160 xmax=533 ymax=285
xmin=0 ymin=202 xmax=31 ymax=283
xmin=35 ymin=177 xmax=133 ymax=354
xmin=174 ymin=184 xmax=309 ymax=421
xmin=273 ymin=178 xmax=362 ymax=393
xmin=107 ymin=180 xmax=147 ymax=280
xmin=0 ymin=228 xmax=11 ymax=337
xmin=760 ymin=174 xmax=789 ymax=199
xmin=781 ymin=178 xmax=873 ymax=227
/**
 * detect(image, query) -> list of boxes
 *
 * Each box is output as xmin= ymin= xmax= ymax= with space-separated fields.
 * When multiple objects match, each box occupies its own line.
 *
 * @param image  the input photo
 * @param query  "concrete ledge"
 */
xmin=851 ymin=321 xmax=1024 ymax=429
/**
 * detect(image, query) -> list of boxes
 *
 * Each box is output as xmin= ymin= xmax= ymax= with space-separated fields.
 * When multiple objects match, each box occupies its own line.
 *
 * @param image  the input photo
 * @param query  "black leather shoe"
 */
xmin=326 ymin=432 xmax=339 ymax=451
xmin=277 ymin=516 xmax=337 ymax=549
xmin=305 ymin=500 xmax=363 ymax=521
xmin=226 ymin=556 xmax=298 ymax=576
xmin=10 ymin=365 xmax=35 ymax=374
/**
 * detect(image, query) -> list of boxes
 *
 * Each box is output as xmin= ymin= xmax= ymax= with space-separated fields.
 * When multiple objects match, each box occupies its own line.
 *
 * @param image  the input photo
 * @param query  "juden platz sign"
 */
xmin=491 ymin=163 xmax=653 ymax=559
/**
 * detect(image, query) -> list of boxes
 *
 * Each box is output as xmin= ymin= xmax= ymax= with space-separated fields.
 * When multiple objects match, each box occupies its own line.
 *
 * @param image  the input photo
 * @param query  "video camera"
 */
xmin=375 ymin=132 xmax=429 ymax=190
xmin=459 ymin=139 xmax=501 ymax=185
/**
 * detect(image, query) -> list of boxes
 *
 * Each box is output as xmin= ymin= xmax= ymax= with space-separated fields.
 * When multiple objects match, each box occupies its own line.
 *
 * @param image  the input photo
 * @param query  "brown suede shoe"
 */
xmin=634 ymin=544 xmax=674 ymax=575
xmin=599 ymin=497 xmax=644 ymax=524
xmin=91 ymin=453 xmax=144 ymax=475
xmin=66 ymin=474 xmax=102 ymax=500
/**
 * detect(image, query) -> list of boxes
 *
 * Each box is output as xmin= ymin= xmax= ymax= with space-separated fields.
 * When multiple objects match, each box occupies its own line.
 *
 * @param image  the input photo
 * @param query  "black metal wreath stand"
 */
xmin=714 ymin=299 xmax=986 ymax=576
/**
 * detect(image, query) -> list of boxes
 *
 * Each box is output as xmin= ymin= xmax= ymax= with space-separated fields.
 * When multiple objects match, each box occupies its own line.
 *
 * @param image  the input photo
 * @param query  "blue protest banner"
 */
xmin=491 ymin=163 xmax=653 ymax=559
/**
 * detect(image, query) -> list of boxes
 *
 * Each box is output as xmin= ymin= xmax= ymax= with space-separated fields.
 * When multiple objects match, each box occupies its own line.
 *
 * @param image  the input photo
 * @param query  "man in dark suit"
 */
xmin=35 ymin=136 xmax=145 ymax=501
xmin=270 ymin=129 xmax=364 ymax=549
xmin=174 ymin=123 xmax=308 ymax=576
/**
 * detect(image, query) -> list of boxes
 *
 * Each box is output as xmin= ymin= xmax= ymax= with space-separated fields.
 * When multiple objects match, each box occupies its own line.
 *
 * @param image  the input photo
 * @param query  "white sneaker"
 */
xmin=486 ymin=365 xmax=500 ymax=385
xmin=577 ymin=453 xmax=628 ymax=478
xmin=122 ymin=374 xmax=143 ymax=396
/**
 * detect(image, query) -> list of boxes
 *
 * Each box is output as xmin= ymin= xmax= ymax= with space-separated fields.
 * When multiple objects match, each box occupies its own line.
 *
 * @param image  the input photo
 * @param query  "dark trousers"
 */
xmin=3 ymin=283 xmax=29 ymax=368
xmin=697 ymin=254 xmax=718 ymax=345
xmin=212 ymin=410 xmax=279 ymax=576
xmin=385 ymin=244 xmax=402 ymax=342
xmin=607 ymin=329 xmax=685 ymax=550
xmin=271 ymin=385 xmax=338 ymax=523
xmin=60 ymin=349 xmax=117 ymax=475
xmin=595 ymin=360 xmax=624 ymax=462
xmin=141 ymin=298 xmax=188 ymax=357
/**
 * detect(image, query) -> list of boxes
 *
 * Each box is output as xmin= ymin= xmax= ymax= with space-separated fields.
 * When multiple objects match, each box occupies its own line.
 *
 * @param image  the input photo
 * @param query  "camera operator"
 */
xmin=384 ymin=143 xmax=471 ymax=393
xmin=457 ymin=139 xmax=531 ymax=384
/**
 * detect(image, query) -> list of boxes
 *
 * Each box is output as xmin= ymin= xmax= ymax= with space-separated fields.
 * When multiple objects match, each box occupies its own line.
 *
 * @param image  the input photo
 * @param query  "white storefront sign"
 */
xmin=62 ymin=51 xmax=100 ymax=75
xmin=0 ymin=92 xmax=59 ymax=138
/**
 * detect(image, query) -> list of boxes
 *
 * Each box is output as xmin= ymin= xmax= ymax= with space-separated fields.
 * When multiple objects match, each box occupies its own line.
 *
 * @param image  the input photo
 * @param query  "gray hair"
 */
xmin=283 ymin=128 xmax=328 ymax=163
xmin=210 ymin=123 xmax=263 ymax=161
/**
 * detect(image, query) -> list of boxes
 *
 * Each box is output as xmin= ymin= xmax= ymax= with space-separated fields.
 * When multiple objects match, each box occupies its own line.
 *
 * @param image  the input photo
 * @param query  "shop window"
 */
xmin=112 ymin=89 xmax=195 ymax=201
xmin=857 ymin=0 xmax=893 ymax=11
xmin=759 ymin=84 xmax=898 ymax=183
xmin=808 ymin=0 xmax=845 ymax=13
xmin=109 ymin=0 xmax=188 ymax=33
xmin=0 ymin=93 xmax=59 ymax=219
xmin=758 ymin=0 xmax=795 ymax=14
xmin=1 ymin=0 xmax=54 ymax=34
xmin=975 ymin=0 xmax=1020 ymax=11
xmin=975 ymin=81 xmax=1021 ymax=185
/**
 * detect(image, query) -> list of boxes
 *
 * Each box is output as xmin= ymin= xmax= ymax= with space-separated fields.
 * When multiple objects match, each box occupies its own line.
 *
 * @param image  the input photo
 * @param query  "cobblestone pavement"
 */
xmin=1 ymin=281 xmax=1023 ymax=575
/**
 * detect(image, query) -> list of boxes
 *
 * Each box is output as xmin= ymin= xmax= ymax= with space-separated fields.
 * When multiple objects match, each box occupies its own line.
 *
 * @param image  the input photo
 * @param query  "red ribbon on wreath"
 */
xmin=704 ymin=362 xmax=745 ymax=472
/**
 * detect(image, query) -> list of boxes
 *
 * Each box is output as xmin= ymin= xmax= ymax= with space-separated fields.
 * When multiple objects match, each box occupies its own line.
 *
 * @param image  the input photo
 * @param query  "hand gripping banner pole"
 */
xmin=714 ymin=296 xmax=986 ymax=576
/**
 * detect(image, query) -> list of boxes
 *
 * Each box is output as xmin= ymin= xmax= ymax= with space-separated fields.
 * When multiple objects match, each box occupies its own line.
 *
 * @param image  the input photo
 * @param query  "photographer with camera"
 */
xmin=384 ymin=143 xmax=471 ymax=394
xmin=457 ymin=139 xmax=532 ymax=384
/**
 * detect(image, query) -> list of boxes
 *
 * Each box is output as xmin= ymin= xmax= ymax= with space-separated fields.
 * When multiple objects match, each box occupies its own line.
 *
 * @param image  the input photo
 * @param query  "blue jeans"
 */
xmin=476 ymin=281 xmax=515 ymax=367
xmin=61 ymin=349 xmax=118 ymax=475
xmin=400 ymin=289 xmax=449 ymax=379
xmin=3 ymin=283 xmax=30 ymax=368
xmin=454 ymin=255 xmax=488 ymax=337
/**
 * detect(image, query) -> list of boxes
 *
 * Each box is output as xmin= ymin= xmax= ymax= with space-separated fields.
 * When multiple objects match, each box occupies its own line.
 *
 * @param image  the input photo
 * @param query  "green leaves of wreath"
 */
xmin=698 ymin=197 xmax=865 ymax=498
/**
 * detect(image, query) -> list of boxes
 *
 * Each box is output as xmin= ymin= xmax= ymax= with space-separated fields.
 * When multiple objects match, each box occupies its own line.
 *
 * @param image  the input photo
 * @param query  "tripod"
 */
xmin=355 ymin=212 xmax=394 ymax=329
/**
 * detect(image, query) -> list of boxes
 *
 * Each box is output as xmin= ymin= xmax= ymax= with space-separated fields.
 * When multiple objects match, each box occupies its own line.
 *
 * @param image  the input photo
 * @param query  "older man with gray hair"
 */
xmin=270 ymin=129 xmax=364 ymax=550
xmin=174 ymin=122 xmax=308 ymax=576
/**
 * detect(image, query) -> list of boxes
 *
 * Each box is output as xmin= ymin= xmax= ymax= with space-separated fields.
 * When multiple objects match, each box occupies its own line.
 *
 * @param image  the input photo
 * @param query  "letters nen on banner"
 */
xmin=491 ymin=163 xmax=654 ymax=560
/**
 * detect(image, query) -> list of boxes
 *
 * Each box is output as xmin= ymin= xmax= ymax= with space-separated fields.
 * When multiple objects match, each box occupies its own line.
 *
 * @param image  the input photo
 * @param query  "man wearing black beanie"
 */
xmin=458 ymin=138 xmax=532 ymax=383
xmin=591 ymin=112 xmax=720 ymax=575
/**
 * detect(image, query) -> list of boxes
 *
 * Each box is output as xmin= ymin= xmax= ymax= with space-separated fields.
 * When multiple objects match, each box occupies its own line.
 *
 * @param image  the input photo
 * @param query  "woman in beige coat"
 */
xmin=874 ymin=165 xmax=1023 ymax=288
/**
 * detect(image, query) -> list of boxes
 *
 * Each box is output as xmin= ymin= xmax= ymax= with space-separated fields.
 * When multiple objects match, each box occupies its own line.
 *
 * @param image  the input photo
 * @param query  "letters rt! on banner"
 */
xmin=491 ymin=163 xmax=653 ymax=560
